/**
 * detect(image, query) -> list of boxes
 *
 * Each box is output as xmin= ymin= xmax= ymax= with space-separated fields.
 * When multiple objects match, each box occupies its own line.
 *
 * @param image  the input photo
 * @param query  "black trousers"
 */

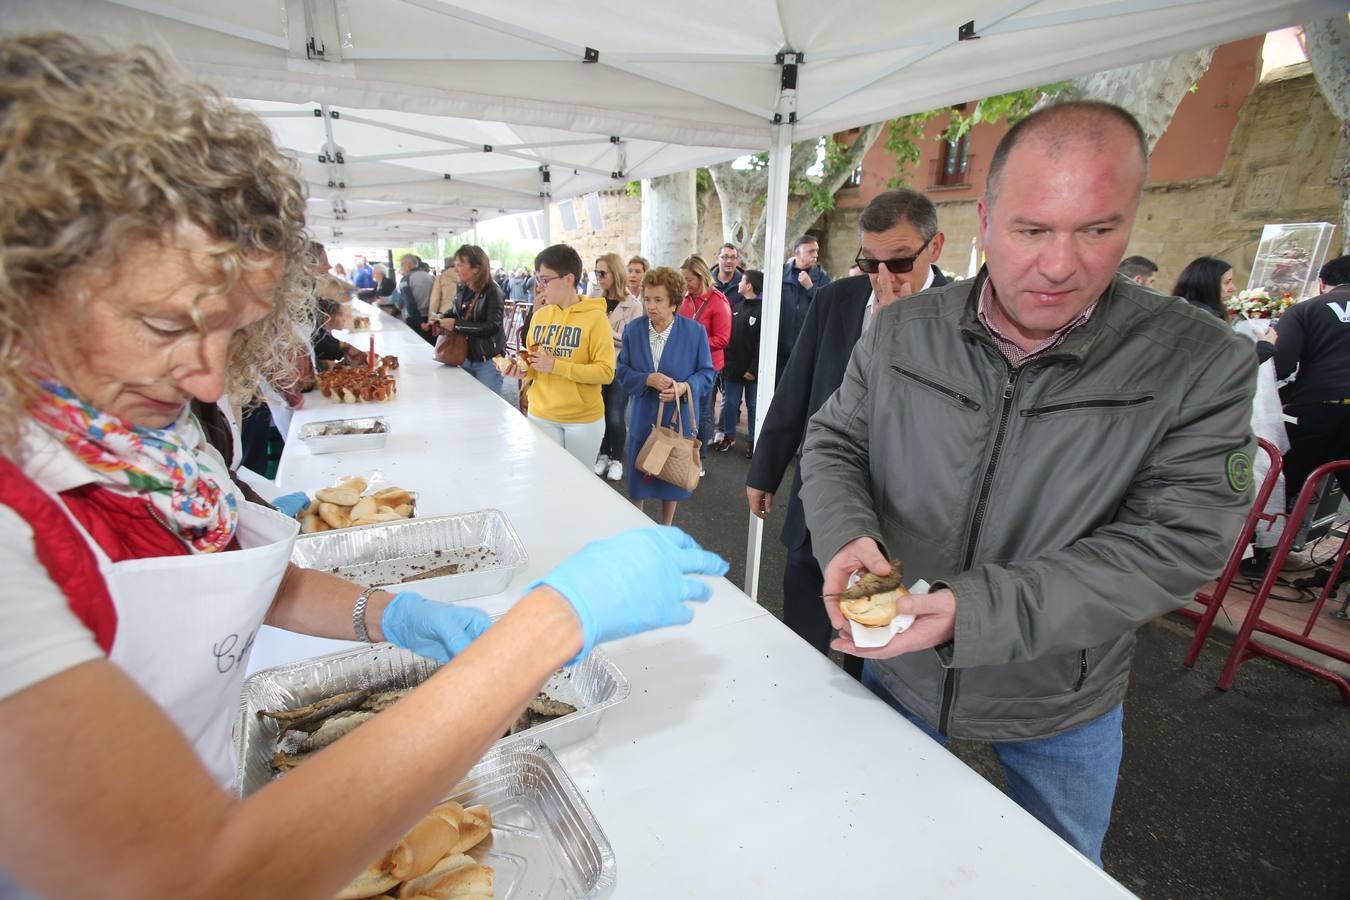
xmin=784 ymin=539 xmax=863 ymax=679
xmin=1283 ymin=403 xmax=1350 ymax=504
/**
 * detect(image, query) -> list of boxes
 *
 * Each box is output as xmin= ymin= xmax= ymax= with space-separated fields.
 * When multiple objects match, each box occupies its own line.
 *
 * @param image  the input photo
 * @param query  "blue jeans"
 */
xmin=697 ymin=373 xmax=719 ymax=459
xmin=862 ymin=662 xmax=1122 ymax=866
xmin=720 ymin=378 xmax=757 ymax=443
xmin=599 ymin=380 xmax=627 ymax=459
xmin=461 ymin=358 xmax=504 ymax=394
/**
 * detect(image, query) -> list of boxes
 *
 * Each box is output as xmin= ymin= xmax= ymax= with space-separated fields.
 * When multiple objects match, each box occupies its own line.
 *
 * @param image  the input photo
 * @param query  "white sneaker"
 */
xmin=713 ymin=430 xmax=725 ymax=444
xmin=606 ymin=459 xmax=623 ymax=481
xmin=593 ymin=454 xmax=610 ymax=476
xmin=700 ymin=465 xmax=706 ymax=477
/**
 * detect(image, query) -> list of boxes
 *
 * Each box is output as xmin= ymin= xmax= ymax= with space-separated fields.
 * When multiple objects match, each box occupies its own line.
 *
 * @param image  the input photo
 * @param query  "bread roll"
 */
xmin=385 ymin=816 xmax=459 ymax=881
xmin=838 ymin=561 xmax=909 ymax=627
xmin=450 ymin=806 xmax=491 ymax=854
xmin=350 ymin=496 xmax=378 ymax=522
xmin=334 ymin=863 xmax=400 ymax=899
xmin=337 ymin=476 xmax=369 ymax=495
xmin=422 ymin=863 xmax=493 ymax=899
xmin=318 ymin=502 xmax=353 ymax=530
xmin=373 ymin=487 xmax=413 ymax=507
xmin=395 ymin=853 xmax=476 ymax=899
xmin=430 ymin=801 xmax=466 ymax=830
xmin=316 ymin=487 xmax=362 ymax=506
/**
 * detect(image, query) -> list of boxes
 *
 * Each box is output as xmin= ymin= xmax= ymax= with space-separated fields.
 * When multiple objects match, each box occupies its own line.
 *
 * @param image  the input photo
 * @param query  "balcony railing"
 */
xmin=929 ymin=153 xmax=975 ymax=189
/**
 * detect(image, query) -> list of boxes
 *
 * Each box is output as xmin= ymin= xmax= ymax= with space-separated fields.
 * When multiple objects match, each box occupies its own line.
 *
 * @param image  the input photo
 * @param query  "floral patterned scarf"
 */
xmin=30 ymin=379 xmax=238 ymax=553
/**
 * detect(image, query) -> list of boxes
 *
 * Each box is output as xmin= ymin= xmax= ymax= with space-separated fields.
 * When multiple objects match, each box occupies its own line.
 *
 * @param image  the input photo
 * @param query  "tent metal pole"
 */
xmin=743 ymin=52 xmax=798 ymax=600
xmin=540 ymin=197 xmax=552 ymax=245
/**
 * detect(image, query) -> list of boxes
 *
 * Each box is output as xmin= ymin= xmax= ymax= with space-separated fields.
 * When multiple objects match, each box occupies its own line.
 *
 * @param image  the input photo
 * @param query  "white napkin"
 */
xmin=848 ymin=578 xmax=929 ymax=649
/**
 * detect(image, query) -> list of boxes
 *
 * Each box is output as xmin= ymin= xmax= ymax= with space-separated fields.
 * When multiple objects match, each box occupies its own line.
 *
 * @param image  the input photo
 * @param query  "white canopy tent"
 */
xmin=237 ymin=97 xmax=752 ymax=246
xmin=6 ymin=0 xmax=1343 ymax=593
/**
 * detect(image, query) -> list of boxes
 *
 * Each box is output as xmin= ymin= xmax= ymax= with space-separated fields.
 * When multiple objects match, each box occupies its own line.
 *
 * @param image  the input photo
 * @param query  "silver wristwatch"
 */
xmin=352 ymin=587 xmax=379 ymax=643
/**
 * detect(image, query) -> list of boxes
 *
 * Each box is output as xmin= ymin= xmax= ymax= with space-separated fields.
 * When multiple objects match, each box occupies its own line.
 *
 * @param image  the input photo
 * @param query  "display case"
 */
xmin=1245 ymin=222 xmax=1337 ymax=302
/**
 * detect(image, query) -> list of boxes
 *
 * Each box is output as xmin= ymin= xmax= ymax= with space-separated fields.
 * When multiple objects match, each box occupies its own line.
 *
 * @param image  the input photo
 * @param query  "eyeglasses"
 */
xmin=593 ymin=269 xmax=610 ymax=278
xmin=535 ymin=272 xmax=571 ymax=287
xmin=854 ymin=236 xmax=933 ymax=275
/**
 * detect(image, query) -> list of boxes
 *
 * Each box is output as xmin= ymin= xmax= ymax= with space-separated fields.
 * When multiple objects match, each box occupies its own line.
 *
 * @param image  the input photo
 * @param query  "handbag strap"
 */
xmin=656 ymin=396 xmax=679 ymax=432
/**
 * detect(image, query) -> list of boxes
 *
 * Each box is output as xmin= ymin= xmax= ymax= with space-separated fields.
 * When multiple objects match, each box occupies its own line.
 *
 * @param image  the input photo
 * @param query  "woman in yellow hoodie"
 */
xmin=521 ymin=244 xmax=617 ymax=466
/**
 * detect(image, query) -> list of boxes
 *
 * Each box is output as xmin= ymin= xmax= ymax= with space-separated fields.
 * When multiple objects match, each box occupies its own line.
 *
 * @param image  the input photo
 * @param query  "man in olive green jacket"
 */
xmin=800 ymin=102 xmax=1256 ymax=866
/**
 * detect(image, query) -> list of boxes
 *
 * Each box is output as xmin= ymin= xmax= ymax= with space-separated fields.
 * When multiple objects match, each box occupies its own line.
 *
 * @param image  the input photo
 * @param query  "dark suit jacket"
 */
xmin=747 ymin=266 xmax=949 ymax=552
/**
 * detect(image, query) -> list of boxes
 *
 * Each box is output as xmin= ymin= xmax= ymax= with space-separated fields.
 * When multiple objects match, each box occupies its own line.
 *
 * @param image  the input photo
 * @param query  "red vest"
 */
xmin=0 ymin=458 xmax=120 ymax=652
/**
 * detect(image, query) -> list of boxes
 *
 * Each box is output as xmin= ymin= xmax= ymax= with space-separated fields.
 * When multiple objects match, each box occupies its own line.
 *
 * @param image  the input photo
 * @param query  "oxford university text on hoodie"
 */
xmin=524 ymin=296 xmax=617 ymax=423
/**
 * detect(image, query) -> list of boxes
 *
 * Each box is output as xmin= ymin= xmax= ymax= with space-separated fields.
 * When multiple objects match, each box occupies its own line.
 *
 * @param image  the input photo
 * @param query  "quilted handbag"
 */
xmin=635 ymin=390 xmax=702 ymax=491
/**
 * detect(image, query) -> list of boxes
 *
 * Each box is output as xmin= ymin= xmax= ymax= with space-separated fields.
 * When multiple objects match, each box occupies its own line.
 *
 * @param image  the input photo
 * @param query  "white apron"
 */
xmin=58 ymin=498 xmax=298 ymax=787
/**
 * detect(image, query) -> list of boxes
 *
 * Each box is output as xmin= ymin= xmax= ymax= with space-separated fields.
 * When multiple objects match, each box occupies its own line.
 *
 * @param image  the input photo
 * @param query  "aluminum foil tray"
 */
xmin=236 ymin=642 xmax=629 ymax=797
xmin=290 ymin=508 xmax=526 ymax=602
xmin=297 ymin=416 xmax=389 ymax=454
xmin=447 ymin=741 xmax=616 ymax=899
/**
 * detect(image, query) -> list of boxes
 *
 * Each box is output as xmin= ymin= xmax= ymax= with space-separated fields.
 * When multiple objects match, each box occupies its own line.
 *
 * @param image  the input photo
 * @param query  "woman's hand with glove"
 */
xmin=381 ymin=591 xmax=493 ymax=663
xmin=529 ymin=526 xmax=728 ymax=664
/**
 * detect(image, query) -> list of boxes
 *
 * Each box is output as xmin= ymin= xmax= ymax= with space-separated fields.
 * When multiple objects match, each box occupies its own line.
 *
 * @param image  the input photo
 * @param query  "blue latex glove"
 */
xmin=529 ymin=526 xmax=728 ymax=664
xmin=382 ymin=592 xmax=493 ymax=663
xmin=273 ymin=491 xmax=310 ymax=518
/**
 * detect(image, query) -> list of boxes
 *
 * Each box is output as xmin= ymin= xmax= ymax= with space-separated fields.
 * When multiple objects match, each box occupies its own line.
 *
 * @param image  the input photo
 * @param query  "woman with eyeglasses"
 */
xmin=678 ymin=255 xmax=732 ymax=471
xmin=593 ymin=253 xmax=642 ymax=482
xmin=518 ymin=244 xmax=617 ymax=466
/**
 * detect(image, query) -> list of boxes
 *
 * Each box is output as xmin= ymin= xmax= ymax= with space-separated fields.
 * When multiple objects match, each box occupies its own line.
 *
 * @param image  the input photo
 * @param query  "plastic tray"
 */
xmin=235 ymin=642 xmax=629 ymax=797
xmin=290 ymin=508 xmax=526 ymax=602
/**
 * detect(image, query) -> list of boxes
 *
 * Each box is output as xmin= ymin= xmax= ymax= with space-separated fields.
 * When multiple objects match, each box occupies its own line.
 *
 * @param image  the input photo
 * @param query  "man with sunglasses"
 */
xmin=747 ymin=189 xmax=946 ymax=673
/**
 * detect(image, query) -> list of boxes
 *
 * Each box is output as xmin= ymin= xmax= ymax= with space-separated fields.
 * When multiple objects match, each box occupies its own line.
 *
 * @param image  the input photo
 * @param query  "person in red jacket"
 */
xmin=678 ymin=254 xmax=732 ymax=467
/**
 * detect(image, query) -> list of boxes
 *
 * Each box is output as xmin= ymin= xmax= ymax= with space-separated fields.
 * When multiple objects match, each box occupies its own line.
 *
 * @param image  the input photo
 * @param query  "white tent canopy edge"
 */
xmin=4 ymin=0 xmax=1345 ymax=597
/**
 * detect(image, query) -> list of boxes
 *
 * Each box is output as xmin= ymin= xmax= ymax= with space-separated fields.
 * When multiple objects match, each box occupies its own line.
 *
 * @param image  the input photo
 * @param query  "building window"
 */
xmin=932 ymin=132 xmax=971 ymax=188
xmin=845 ymin=163 xmax=863 ymax=188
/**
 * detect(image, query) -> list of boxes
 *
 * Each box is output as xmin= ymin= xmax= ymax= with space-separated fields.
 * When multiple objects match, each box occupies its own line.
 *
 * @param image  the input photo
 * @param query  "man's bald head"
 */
xmin=986 ymin=101 xmax=1148 ymax=208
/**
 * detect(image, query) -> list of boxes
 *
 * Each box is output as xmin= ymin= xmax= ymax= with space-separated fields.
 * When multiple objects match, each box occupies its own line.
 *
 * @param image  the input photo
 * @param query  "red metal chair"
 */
xmin=1180 ymin=438 xmax=1284 ymax=666
xmin=1213 ymin=459 xmax=1350 ymax=702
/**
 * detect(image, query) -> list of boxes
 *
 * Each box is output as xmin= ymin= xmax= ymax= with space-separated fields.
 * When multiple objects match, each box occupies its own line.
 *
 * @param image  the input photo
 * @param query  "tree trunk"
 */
xmin=780 ymin=122 xmax=886 ymax=259
xmin=640 ymin=171 xmax=698 ymax=267
xmin=1305 ymin=15 xmax=1350 ymax=253
xmin=707 ymin=162 xmax=760 ymax=261
xmin=1050 ymin=49 xmax=1215 ymax=153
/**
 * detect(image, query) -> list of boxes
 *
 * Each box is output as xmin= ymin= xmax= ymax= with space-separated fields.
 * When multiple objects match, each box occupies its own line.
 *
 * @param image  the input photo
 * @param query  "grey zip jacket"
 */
xmin=801 ymin=271 xmax=1257 ymax=741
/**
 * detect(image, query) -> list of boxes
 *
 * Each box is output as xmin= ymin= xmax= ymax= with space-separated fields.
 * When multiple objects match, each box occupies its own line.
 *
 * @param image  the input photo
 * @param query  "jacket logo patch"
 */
xmin=1226 ymin=450 xmax=1253 ymax=493
xmin=1328 ymin=301 xmax=1350 ymax=323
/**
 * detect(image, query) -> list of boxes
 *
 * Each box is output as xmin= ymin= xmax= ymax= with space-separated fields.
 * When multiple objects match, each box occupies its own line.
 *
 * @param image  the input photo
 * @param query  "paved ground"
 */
xmin=596 ymin=437 xmax=1350 ymax=900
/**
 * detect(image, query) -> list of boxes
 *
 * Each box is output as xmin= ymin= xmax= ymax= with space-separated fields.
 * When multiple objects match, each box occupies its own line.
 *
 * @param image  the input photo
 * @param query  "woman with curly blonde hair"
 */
xmin=0 ymin=32 xmax=726 ymax=899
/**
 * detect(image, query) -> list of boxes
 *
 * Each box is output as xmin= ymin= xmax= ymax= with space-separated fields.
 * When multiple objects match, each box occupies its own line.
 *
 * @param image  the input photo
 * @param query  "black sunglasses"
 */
xmin=854 ymin=236 xmax=933 ymax=275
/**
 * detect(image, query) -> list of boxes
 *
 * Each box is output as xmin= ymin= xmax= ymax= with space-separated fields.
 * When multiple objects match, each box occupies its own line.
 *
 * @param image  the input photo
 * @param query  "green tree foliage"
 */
xmin=884 ymin=83 xmax=1068 ymax=188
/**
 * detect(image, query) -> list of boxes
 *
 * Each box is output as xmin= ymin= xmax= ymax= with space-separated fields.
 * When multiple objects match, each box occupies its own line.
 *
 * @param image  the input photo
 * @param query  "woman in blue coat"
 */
xmin=615 ymin=266 xmax=716 ymax=525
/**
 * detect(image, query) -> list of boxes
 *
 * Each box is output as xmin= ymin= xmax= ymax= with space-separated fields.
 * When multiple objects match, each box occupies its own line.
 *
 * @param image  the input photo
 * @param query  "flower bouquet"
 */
xmin=1226 ymin=288 xmax=1295 ymax=321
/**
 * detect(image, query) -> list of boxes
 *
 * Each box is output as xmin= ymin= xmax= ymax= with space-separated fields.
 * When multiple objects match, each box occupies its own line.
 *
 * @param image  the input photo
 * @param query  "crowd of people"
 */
xmin=5 ymin=28 xmax=1348 ymax=899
